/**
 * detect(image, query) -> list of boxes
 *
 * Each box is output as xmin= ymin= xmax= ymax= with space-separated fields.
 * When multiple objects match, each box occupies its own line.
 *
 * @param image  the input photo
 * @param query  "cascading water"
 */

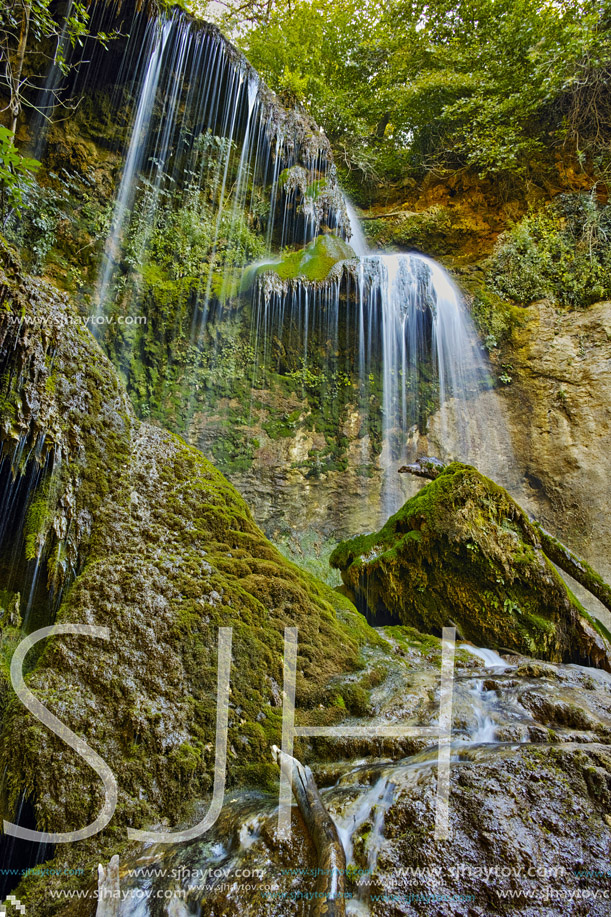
xmin=251 ymin=228 xmax=516 ymax=519
xmin=344 ymin=205 xmax=516 ymax=515
xmin=84 ymin=7 xmax=347 ymax=329
xmin=94 ymin=17 xmax=172 ymax=317
xmin=23 ymin=2 xmax=517 ymax=537
xmin=110 ymin=637 xmax=611 ymax=917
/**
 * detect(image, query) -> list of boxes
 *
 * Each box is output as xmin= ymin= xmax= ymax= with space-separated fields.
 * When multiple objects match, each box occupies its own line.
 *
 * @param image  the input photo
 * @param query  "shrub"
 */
xmin=0 ymin=127 xmax=40 ymax=222
xmin=489 ymin=192 xmax=611 ymax=309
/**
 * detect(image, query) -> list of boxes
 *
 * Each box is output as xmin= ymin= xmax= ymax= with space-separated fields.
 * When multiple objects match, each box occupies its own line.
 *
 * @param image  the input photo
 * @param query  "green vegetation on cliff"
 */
xmin=236 ymin=0 xmax=611 ymax=197
xmin=489 ymin=192 xmax=611 ymax=309
xmin=242 ymin=233 xmax=356 ymax=286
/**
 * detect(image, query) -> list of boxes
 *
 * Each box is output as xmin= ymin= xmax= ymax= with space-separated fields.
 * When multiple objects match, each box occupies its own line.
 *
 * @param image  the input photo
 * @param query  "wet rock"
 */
xmin=371 ymin=744 xmax=611 ymax=916
xmin=113 ymin=634 xmax=611 ymax=916
xmin=331 ymin=463 xmax=611 ymax=669
xmin=0 ymin=241 xmax=378 ymax=912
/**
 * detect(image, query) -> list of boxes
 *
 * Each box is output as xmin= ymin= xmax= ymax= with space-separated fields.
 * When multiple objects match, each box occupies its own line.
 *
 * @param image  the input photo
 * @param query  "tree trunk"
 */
xmin=10 ymin=1 xmax=32 ymax=137
xmin=272 ymin=746 xmax=346 ymax=917
xmin=534 ymin=524 xmax=611 ymax=616
xmin=398 ymin=456 xmax=447 ymax=479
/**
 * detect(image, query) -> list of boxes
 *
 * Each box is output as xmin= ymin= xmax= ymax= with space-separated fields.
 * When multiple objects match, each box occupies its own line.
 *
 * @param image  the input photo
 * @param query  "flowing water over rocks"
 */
xmin=20 ymin=0 xmax=519 ymax=546
xmin=1 ymin=5 xmax=610 ymax=914
xmin=116 ymin=635 xmax=611 ymax=916
xmin=250 ymin=251 xmax=514 ymax=521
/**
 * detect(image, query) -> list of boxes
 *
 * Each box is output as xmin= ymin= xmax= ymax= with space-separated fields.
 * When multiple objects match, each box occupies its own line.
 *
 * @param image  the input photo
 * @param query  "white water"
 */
xmin=344 ymin=203 xmax=516 ymax=516
xmin=67 ymin=5 xmax=517 ymax=532
xmin=462 ymin=644 xmax=509 ymax=670
xmin=334 ymin=774 xmax=394 ymax=866
xmin=95 ymin=18 xmax=172 ymax=316
xmin=346 ymin=200 xmax=369 ymax=257
xmin=254 ymin=239 xmax=515 ymax=519
xmin=468 ymin=680 xmax=499 ymax=744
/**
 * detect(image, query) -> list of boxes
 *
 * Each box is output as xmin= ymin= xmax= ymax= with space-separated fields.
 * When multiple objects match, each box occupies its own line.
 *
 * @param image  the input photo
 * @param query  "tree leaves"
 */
xmin=0 ymin=126 xmax=39 ymax=220
xmin=234 ymin=0 xmax=611 ymax=184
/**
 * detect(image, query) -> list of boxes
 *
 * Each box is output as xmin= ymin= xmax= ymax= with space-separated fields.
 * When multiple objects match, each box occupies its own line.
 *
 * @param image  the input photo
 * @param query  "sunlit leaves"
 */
xmin=0 ymin=126 xmax=40 ymax=219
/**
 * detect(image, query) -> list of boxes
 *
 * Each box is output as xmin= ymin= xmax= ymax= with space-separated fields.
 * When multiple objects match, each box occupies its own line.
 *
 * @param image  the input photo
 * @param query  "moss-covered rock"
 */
xmin=0 ymin=240 xmax=379 ymax=912
xmin=242 ymin=233 xmax=356 ymax=289
xmin=330 ymin=463 xmax=611 ymax=669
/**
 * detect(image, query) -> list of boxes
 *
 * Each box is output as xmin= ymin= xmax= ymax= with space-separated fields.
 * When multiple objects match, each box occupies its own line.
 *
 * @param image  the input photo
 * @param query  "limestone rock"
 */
xmin=502 ymin=299 xmax=611 ymax=586
xmin=330 ymin=463 xmax=611 ymax=669
xmin=0 ymin=241 xmax=373 ymax=909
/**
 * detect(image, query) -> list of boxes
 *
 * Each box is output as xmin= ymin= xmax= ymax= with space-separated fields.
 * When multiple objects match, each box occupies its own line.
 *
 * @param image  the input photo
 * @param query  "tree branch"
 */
xmin=272 ymin=745 xmax=346 ymax=916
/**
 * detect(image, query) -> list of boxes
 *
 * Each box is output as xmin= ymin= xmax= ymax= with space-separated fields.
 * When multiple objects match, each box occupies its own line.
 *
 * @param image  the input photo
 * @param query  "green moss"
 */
xmin=23 ymin=469 xmax=63 ymax=562
xmin=331 ymin=463 xmax=610 ymax=665
xmin=0 ymin=240 xmax=370 ymax=852
xmin=0 ymin=246 xmax=389 ymax=908
xmin=263 ymin=410 xmax=300 ymax=439
xmin=242 ymin=233 xmax=356 ymax=288
xmin=470 ymin=286 xmax=521 ymax=352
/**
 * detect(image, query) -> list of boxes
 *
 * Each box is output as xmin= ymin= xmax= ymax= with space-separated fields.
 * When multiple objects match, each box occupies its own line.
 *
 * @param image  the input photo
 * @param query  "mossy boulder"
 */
xmin=241 ymin=233 xmax=356 ymax=290
xmin=330 ymin=463 xmax=611 ymax=669
xmin=0 ymin=241 xmax=378 ymax=912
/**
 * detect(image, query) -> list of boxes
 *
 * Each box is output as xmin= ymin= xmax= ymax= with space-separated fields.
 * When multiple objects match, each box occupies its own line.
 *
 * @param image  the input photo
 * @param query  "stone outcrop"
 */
xmin=330 ymin=463 xmax=611 ymax=669
xmin=500 ymin=299 xmax=611 ymax=586
xmin=115 ymin=636 xmax=611 ymax=916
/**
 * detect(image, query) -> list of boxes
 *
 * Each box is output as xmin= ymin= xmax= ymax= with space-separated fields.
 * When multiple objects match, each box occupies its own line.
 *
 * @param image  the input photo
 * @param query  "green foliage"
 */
xmin=470 ymin=287 xmax=518 ymax=351
xmin=490 ymin=192 xmax=611 ymax=308
xmin=235 ymin=0 xmax=611 ymax=189
xmin=100 ymin=145 xmax=266 ymax=416
xmin=0 ymin=127 xmax=39 ymax=220
xmin=0 ymin=0 xmax=119 ymax=133
xmin=244 ymin=233 xmax=355 ymax=286
xmin=4 ymin=173 xmax=73 ymax=272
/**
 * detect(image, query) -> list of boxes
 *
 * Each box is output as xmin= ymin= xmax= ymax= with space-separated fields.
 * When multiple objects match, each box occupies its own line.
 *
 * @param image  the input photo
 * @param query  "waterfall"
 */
xmin=251 ymin=239 xmax=515 ymax=519
xmin=85 ymin=8 xmax=347 ymax=326
xmin=24 ymin=2 xmax=514 ymax=535
xmin=345 ymin=200 xmax=369 ymax=257
xmin=94 ymin=17 xmax=172 ymax=318
xmin=347 ymin=202 xmax=515 ymax=514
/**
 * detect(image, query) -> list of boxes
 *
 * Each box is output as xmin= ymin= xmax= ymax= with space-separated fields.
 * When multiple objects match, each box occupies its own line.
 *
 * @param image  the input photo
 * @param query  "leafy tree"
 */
xmin=229 ymin=0 xmax=611 ymax=188
xmin=0 ymin=123 xmax=38 ymax=221
xmin=0 ymin=1 xmax=117 ymax=136
xmin=0 ymin=1 xmax=118 ymax=222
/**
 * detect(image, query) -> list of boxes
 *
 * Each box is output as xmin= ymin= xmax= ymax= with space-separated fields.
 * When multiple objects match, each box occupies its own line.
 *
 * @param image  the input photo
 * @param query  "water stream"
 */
xmin=115 ymin=641 xmax=611 ymax=916
xmin=251 ymin=220 xmax=515 ymax=519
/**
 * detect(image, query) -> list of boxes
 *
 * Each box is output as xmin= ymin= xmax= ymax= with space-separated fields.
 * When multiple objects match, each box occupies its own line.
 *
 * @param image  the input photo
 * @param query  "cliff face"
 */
xmin=502 ymin=300 xmax=611 ymax=579
xmin=0 ymin=8 xmax=610 ymax=903
xmin=353 ymin=176 xmax=611 ymax=620
xmin=6 ymin=1 xmax=606 ymax=589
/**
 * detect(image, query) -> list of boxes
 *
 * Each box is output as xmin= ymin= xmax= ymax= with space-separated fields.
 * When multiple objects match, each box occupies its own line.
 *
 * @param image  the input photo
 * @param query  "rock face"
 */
xmin=330 ymin=463 xmax=611 ymax=669
xmin=0 ymin=244 xmax=376 ymax=912
xmin=501 ymin=299 xmax=611 ymax=584
xmin=372 ymin=742 xmax=611 ymax=917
